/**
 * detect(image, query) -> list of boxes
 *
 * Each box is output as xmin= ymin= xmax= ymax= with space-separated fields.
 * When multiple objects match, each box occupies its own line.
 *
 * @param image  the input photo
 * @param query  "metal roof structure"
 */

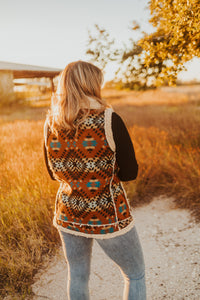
xmin=0 ymin=61 xmax=61 ymax=78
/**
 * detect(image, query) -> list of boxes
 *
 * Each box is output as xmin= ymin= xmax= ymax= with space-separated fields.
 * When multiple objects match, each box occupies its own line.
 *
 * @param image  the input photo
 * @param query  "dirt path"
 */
xmin=31 ymin=196 xmax=200 ymax=300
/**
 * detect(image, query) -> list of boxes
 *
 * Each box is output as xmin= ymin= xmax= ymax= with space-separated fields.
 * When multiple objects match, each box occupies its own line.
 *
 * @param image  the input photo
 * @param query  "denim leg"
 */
xmin=59 ymin=231 xmax=93 ymax=300
xmin=96 ymin=226 xmax=146 ymax=300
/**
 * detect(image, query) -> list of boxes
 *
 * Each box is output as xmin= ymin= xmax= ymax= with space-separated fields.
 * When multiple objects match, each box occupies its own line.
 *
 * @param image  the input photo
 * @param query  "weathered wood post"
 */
xmin=50 ymin=77 xmax=55 ymax=93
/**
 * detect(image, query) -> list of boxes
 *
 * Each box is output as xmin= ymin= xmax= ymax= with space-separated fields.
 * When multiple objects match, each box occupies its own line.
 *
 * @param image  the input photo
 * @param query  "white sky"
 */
xmin=0 ymin=0 xmax=199 ymax=81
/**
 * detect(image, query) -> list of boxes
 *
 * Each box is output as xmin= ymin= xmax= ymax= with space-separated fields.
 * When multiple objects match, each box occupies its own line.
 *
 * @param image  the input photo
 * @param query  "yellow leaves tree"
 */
xmin=86 ymin=25 xmax=160 ymax=90
xmin=140 ymin=0 xmax=200 ymax=85
xmin=86 ymin=1 xmax=200 ymax=88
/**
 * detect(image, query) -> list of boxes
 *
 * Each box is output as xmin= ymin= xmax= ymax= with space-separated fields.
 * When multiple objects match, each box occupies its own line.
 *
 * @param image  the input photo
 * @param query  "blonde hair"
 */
xmin=47 ymin=61 xmax=107 ymax=135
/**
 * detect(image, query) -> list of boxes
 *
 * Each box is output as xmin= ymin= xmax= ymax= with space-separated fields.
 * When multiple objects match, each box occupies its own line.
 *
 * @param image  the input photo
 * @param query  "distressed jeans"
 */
xmin=59 ymin=226 xmax=146 ymax=300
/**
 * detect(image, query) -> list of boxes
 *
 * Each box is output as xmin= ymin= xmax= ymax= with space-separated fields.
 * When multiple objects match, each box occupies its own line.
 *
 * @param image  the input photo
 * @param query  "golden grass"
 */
xmin=15 ymin=89 xmax=51 ymax=102
xmin=113 ymin=98 xmax=200 ymax=220
xmin=0 ymin=86 xmax=200 ymax=298
xmin=126 ymin=126 xmax=200 ymax=219
xmin=102 ymin=85 xmax=200 ymax=106
xmin=0 ymin=121 xmax=60 ymax=298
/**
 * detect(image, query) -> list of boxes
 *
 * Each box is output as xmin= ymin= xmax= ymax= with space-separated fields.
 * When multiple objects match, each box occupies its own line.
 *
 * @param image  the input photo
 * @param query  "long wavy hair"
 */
xmin=47 ymin=61 xmax=107 ymax=135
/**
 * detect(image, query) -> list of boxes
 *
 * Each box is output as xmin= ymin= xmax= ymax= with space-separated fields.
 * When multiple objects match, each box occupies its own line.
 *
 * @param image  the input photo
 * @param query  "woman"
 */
xmin=44 ymin=61 xmax=146 ymax=300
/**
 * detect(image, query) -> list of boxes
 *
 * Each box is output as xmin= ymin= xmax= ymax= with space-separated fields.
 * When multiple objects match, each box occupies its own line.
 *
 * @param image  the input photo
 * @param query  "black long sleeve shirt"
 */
xmin=112 ymin=112 xmax=138 ymax=181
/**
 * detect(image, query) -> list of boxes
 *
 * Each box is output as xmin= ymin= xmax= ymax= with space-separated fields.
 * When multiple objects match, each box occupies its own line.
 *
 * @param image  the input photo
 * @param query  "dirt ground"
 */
xmin=31 ymin=196 xmax=200 ymax=300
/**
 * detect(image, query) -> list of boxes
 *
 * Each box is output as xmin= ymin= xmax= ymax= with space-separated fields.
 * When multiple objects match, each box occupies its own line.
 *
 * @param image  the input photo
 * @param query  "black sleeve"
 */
xmin=43 ymin=142 xmax=56 ymax=180
xmin=112 ymin=112 xmax=138 ymax=181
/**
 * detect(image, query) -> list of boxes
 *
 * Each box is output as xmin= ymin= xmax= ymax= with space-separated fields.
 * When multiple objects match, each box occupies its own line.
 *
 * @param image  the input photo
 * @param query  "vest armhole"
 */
xmin=104 ymin=108 xmax=116 ymax=152
xmin=44 ymin=120 xmax=49 ymax=147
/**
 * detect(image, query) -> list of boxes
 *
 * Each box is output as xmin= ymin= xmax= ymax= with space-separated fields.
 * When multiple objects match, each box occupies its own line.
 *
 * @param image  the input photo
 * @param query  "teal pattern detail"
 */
xmin=86 ymin=181 xmax=101 ymax=188
xmin=119 ymin=204 xmax=127 ymax=213
xmin=50 ymin=141 xmax=61 ymax=148
xmin=59 ymin=215 xmax=68 ymax=221
xmin=66 ymin=141 xmax=76 ymax=148
xmin=83 ymin=140 xmax=97 ymax=147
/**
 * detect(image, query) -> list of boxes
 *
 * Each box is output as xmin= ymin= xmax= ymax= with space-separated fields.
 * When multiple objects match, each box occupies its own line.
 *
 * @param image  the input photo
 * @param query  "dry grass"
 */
xmin=102 ymin=85 xmax=200 ymax=106
xmin=126 ymin=125 xmax=200 ymax=219
xmin=0 ymin=121 xmax=60 ymax=298
xmin=15 ymin=89 xmax=51 ymax=102
xmin=111 ymin=92 xmax=200 ymax=221
xmin=0 ymin=86 xmax=200 ymax=298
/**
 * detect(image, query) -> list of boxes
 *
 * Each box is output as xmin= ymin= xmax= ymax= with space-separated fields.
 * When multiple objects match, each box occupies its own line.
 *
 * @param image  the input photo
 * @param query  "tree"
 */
xmin=86 ymin=0 xmax=200 ymax=88
xmin=86 ymin=24 xmax=159 ymax=89
xmin=116 ymin=22 xmax=167 ymax=89
xmin=139 ymin=0 xmax=200 ymax=85
xmin=86 ymin=24 xmax=118 ymax=70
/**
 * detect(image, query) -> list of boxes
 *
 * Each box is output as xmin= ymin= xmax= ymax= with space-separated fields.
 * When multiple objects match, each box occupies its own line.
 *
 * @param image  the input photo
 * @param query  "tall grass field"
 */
xmin=0 ymin=86 xmax=200 ymax=298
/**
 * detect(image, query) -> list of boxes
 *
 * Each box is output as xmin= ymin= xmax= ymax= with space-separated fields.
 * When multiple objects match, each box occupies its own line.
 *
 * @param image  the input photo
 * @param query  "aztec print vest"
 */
xmin=44 ymin=107 xmax=135 ymax=239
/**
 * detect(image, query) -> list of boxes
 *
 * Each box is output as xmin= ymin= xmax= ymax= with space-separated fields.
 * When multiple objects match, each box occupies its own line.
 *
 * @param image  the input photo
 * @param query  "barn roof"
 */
xmin=0 ymin=61 xmax=61 ymax=78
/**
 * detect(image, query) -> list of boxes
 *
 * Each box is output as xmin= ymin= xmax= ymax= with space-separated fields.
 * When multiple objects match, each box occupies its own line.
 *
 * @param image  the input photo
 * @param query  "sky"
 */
xmin=0 ymin=0 xmax=199 ymax=82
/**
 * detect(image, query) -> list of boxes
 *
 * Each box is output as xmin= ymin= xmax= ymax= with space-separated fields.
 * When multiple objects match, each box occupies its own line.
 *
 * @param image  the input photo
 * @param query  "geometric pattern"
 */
xmin=46 ymin=108 xmax=133 ymax=237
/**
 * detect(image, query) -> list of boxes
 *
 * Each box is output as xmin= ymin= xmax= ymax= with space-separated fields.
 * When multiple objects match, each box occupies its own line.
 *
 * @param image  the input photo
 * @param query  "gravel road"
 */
xmin=31 ymin=196 xmax=200 ymax=300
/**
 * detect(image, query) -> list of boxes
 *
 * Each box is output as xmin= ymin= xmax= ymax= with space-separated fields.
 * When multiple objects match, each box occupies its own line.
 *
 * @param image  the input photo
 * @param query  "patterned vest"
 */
xmin=44 ymin=107 xmax=134 ymax=239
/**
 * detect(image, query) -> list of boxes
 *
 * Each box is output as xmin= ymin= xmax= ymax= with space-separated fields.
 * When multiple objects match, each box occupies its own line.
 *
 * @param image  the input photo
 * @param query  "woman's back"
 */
xmin=45 ymin=106 xmax=134 ymax=238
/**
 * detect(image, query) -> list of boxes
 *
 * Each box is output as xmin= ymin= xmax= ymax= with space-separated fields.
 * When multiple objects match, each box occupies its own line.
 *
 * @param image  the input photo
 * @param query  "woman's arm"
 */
xmin=43 ymin=143 xmax=56 ymax=180
xmin=43 ymin=121 xmax=56 ymax=180
xmin=112 ymin=112 xmax=138 ymax=181
xmin=43 ymin=142 xmax=56 ymax=181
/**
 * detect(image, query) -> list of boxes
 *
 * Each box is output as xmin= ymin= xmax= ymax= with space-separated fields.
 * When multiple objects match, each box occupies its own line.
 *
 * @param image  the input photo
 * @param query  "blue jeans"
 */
xmin=59 ymin=226 xmax=146 ymax=300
